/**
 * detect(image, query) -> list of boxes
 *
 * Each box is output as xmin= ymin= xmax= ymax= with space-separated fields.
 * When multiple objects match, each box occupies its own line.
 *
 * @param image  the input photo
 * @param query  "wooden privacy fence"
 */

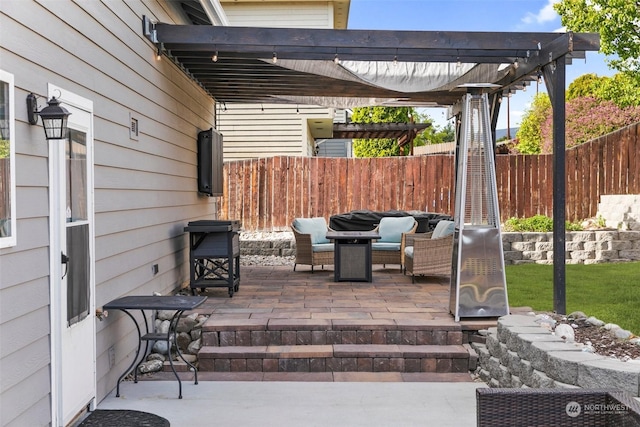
xmin=218 ymin=123 xmax=639 ymax=231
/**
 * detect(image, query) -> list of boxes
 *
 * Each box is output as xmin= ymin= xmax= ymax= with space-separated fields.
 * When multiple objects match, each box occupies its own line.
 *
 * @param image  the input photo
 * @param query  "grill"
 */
xmin=184 ymin=220 xmax=241 ymax=297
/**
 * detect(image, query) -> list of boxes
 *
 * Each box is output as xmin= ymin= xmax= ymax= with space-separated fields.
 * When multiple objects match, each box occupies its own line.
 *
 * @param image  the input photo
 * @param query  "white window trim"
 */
xmin=0 ymin=70 xmax=16 ymax=248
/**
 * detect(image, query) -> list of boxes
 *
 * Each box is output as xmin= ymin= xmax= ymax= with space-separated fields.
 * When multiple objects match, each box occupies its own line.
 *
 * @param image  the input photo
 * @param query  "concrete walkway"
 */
xmin=96 ymin=380 xmax=486 ymax=427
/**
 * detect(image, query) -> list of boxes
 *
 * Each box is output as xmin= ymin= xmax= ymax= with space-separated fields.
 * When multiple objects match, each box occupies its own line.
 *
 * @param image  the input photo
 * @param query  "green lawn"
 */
xmin=505 ymin=262 xmax=640 ymax=334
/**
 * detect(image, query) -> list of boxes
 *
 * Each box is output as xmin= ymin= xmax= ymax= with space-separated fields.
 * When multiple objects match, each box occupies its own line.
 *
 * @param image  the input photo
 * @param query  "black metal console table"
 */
xmin=326 ymin=231 xmax=380 ymax=282
xmin=184 ymin=220 xmax=241 ymax=297
xmin=104 ymin=295 xmax=207 ymax=399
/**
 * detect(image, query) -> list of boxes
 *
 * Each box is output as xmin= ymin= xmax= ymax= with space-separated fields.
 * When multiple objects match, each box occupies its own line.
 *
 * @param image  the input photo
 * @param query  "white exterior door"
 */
xmin=49 ymin=86 xmax=96 ymax=426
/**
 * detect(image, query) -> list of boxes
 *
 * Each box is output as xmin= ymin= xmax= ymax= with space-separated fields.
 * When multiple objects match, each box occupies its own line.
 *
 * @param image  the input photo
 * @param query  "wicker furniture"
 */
xmin=370 ymin=216 xmax=418 ymax=269
xmin=404 ymin=220 xmax=455 ymax=282
xmin=477 ymin=388 xmax=640 ymax=427
xmin=291 ymin=217 xmax=334 ymax=272
xmin=326 ymin=230 xmax=380 ymax=282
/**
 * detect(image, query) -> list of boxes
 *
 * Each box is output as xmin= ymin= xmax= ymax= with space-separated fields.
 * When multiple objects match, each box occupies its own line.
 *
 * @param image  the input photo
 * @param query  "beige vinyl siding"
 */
xmin=218 ymin=104 xmax=331 ymax=160
xmin=222 ymin=2 xmax=334 ymax=28
xmin=0 ymin=1 xmax=218 ymax=423
xmin=218 ymin=2 xmax=337 ymax=159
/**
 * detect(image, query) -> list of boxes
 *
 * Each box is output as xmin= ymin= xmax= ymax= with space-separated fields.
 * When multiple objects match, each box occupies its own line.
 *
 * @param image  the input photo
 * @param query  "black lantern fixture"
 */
xmin=26 ymin=93 xmax=71 ymax=140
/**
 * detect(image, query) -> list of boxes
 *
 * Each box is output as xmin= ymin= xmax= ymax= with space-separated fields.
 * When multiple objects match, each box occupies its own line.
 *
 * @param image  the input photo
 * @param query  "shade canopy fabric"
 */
xmin=147 ymin=15 xmax=599 ymax=108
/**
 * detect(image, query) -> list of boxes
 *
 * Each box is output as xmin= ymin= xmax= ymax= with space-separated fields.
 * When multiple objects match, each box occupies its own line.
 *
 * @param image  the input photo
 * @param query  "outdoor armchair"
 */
xmin=404 ymin=220 xmax=455 ymax=282
xmin=370 ymin=216 xmax=418 ymax=269
xmin=291 ymin=217 xmax=334 ymax=272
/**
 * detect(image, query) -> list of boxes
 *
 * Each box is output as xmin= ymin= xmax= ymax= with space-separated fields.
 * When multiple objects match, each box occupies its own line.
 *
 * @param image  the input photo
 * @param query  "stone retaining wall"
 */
xmin=240 ymin=231 xmax=640 ymax=265
xmin=503 ymin=230 xmax=640 ymax=265
xmin=471 ymin=315 xmax=640 ymax=397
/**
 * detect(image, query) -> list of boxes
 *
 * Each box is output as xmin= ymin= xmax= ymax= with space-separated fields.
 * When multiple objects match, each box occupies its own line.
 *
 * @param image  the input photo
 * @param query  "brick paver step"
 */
xmin=202 ymin=323 xmax=464 ymax=347
xmin=197 ymin=344 xmax=471 ymax=373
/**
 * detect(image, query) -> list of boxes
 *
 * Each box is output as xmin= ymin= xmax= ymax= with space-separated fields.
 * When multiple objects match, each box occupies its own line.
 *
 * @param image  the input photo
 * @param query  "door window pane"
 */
xmin=67 ymin=224 xmax=90 ymax=324
xmin=66 ymin=129 xmax=87 ymax=222
xmin=0 ymin=71 xmax=16 ymax=248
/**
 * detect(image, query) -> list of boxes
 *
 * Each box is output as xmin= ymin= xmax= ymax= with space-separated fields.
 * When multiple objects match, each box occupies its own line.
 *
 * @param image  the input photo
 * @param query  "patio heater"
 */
xmin=450 ymin=87 xmax=509 ymax=321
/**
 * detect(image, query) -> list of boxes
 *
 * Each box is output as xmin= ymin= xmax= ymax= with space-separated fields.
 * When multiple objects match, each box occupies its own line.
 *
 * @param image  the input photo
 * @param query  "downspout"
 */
xmin=199 ymin=0 xmax=230 ymax=26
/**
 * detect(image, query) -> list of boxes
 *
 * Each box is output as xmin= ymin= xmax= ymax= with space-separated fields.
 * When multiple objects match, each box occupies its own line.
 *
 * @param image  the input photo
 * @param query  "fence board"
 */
xmin=630 ymin=126 xmax=639 ymax=193
xmin=218 ymin=123 xmax=639 ymax=230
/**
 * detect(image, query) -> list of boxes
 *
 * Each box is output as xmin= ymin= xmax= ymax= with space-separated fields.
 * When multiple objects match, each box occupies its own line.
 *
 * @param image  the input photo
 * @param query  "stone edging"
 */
xmin=471 ymin=314 xmax=640 ymax=397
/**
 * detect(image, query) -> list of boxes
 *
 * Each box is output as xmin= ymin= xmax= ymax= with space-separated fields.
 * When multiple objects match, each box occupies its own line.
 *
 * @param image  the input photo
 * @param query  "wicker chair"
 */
xmin=476 ymin=388 xmax=640 ymax=427
xmin=370 ymin=216 xmax=418 ymax=269
xmin=404 ymin=222 xmax=454 ymax=282
xmin=291 ymin=218 xmax=334 ymax=272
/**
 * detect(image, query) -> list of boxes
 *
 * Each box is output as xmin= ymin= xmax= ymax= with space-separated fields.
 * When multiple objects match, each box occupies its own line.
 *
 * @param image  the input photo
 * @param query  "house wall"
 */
xmin=216 ymin=1 xmax=338 ymax=160
xmin=0 ymin=1 xmax=218 ymax=424
xmin=217 ymin=104 xmax=327 ymax=160
xmin=221 ymin=1 xmax=336 ymax=27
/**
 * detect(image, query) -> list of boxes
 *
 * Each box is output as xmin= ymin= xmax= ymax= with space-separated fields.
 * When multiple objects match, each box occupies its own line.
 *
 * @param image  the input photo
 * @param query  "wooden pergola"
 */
xmin=142 ymin=14 xmax=600 ymax=313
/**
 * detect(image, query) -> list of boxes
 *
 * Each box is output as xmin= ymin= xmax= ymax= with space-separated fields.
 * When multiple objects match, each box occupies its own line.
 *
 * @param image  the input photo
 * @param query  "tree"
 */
xmin=351 ymin=106 xmax=413 ymax=157
xmin=554 ymin=0 xmax=640 ymax=78
xmin=566 ymin=73 xmax=603 ymax=100
xmin=413 ymin=123 xmax=455 ymax=146
xmin=514 ymin=93 xmax=551 ymax=154
xmin=567 ymin=72 xmax=640 ymax=107
xmin=596 ymin=72 xmax=640 ymax=108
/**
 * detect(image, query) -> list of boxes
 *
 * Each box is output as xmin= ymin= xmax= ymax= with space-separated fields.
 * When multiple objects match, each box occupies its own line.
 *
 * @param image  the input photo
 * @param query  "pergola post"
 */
xmin=546 ymin=56 xmax=567 ymax=314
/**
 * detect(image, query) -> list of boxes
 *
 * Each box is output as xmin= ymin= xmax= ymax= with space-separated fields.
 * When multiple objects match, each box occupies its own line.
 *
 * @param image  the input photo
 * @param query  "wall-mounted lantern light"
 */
xmin=26 ymin=93 xmax=71 ymax=140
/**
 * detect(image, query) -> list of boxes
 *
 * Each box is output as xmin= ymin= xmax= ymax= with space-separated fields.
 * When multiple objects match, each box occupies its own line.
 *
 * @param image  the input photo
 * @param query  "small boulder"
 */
xmin=554 ymin=323 xmax=575 ymax=343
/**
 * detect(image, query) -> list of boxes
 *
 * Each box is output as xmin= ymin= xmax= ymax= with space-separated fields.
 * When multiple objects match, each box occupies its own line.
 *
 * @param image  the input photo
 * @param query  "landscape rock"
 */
xmin=554 ymin=324 xmax=576 ymax=343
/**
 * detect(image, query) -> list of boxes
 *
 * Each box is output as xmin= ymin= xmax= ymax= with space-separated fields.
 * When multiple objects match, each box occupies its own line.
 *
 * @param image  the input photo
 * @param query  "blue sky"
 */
xmin=347 ymin=0 xmax=616 ymax=130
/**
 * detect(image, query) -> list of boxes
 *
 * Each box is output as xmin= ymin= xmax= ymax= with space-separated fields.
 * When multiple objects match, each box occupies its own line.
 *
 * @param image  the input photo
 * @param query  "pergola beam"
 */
xmin=152 ymin=20 xmax=597 ymax=65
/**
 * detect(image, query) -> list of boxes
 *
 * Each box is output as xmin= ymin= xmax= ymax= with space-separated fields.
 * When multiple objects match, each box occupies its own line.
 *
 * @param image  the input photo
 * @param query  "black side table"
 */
xmin=326 ymin=231 xmax=380 ymax=282
xmin=104 ymin=295 xmax=207 ymax=398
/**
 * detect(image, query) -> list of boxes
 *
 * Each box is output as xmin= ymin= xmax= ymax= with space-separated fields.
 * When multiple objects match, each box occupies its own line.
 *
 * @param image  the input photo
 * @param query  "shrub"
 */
xmin=540 ymin=97 xmax=640 ymax=153
xmin=503 ymin=215 xmax=583 ymax=232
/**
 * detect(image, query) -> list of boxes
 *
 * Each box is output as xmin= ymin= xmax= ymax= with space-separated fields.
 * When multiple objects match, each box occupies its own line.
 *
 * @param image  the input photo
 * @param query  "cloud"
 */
xmin=522 ymin=0 xmax=560 ymax=26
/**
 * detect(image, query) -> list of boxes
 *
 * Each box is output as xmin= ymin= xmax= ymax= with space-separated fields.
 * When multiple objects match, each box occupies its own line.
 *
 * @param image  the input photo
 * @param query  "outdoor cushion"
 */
xmin=404 ymin=246 xmax=414 ymax=259
xmin=292 ymin=217 xmax=330 ymax=244
xmin=311 ymin=243 xmax=334 ymax=252
xmin=431 ymin=220 xmax=455 ymax=239
xmin=372 ymin=242 xmax=401 ymax=251
xmin=377 ymin=216 xmax=416 ymax=243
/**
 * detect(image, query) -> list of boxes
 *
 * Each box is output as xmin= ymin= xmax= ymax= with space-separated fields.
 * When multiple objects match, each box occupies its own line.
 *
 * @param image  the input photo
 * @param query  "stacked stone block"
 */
xmin=502 ymin=231 xmax=640 ymax=265
xmin=471 ymin=315 xmax=640 ymax=397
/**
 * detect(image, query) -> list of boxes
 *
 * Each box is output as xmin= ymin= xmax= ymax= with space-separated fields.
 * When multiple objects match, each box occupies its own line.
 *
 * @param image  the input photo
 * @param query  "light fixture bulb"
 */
xmin=393 ymin=56 xmax=398 ymax=66
xmin=334 ymin=53 xmax=339 ymax=64
xmin=272 ymin=52 xmax=278 ymax=64
xmin=156 ymin=48 xmax=162 ymax=60
xmin=514 ymin=59 xmax=519 ymax=69
xmin=212 ymin=51 xmax=218 ymax=62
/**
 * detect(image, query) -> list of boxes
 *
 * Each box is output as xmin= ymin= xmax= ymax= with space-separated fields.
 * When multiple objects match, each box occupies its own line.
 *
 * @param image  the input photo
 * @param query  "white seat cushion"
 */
xmin=312 ymin=243 xmax=334 ymax=252
xmin=431 ymin=220 xmax=455 ymax=239
xmin=292 ymin=217 xmax=330 ymax=244
xmin=404 ymin=246 xmax=414 ymax=258
xmin=377 ymin=216 xmax=416 ymax=243
xmin=372 ymin=242 xmax=400 ymax=251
